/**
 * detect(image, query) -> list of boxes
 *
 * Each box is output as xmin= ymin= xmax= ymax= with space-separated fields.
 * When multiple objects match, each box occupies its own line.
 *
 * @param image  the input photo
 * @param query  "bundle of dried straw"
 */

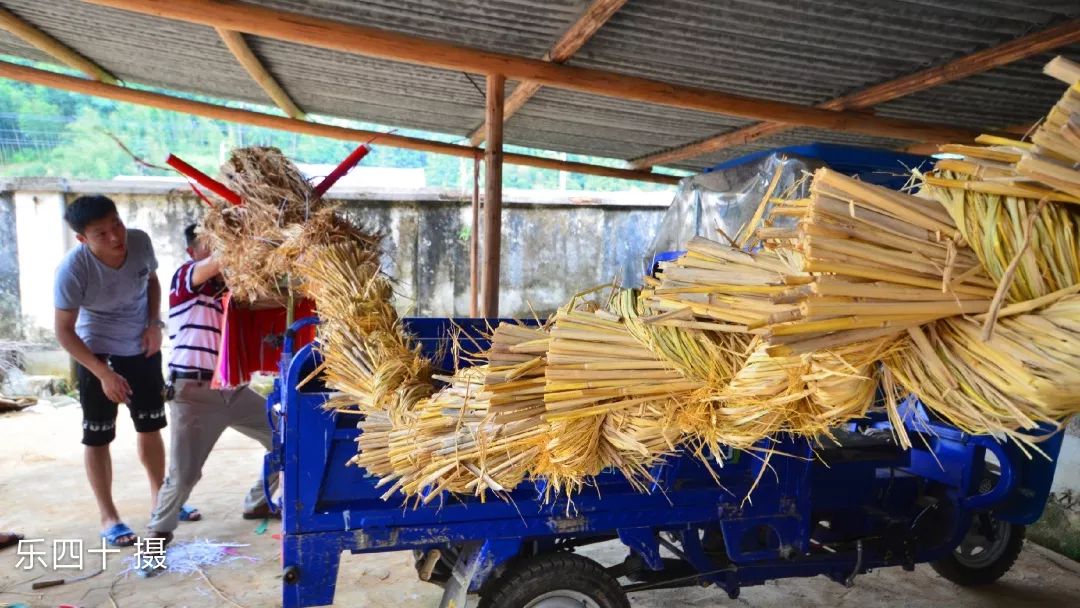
xmin=201 ymin=147 xmax=372 ymax=301
xmin=340 ymin=52 xmax=1079 ymax=495
xmin=198 ymin=146 xmax=433 ymax=420
xmin=203 ymin=58 xmax=1080 ymax=504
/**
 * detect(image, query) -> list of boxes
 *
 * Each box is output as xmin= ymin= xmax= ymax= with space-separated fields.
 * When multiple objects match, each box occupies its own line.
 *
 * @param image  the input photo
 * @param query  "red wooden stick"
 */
xmin=166 ymin=154 xmax=242 ymax=205
xmin=313 ymin=145 xmax=370 ymax=198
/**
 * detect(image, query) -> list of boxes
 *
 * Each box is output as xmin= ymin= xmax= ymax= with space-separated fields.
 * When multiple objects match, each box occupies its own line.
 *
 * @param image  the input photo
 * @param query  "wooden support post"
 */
xmin=470 ymin=153 xmax=481 ymax=317
xmin=481 ymin=74 xmax=505 ymax=318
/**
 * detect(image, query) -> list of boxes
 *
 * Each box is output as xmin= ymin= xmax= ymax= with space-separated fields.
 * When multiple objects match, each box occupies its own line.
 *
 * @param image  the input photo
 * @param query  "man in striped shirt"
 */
xmin=166 ymin=239 xmax=224 ymax=377
xmin=148 ymin=225 xmax=279 ymax=541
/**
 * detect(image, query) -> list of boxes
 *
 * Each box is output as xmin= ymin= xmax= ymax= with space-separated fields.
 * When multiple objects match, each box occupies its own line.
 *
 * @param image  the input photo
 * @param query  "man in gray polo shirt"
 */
xmin=54 ymin=195 xmax=167 ymax=547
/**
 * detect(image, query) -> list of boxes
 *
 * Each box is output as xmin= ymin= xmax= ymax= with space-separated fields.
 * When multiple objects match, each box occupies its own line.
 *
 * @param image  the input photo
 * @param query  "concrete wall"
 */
xmin=1 ymin=178 xmax=671 ymax=335
xmin=348 ymin=200 xmax=665 ymax=317
xmin=13 ymin=190 xmax=69 ymax=338
xmin=0 ymin=192 xmax=19 ymax=338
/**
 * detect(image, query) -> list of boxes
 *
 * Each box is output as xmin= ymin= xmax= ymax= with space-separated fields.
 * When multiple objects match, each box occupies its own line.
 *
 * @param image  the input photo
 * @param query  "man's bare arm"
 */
xmin=147 ymin=272 xmax=162 ymax=324
xmin=56 ymin=308 xmax=132 ymax=402
xmin=189 ymin=257 xmax=222 ymax=289
xmin=143 ymin=272 xmax=163 ymax=356
xmin=55 ymin=309 xmax=108 ymax=375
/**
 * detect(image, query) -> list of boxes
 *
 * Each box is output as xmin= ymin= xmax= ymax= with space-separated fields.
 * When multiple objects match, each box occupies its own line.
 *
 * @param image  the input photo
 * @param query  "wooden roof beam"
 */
xmin=0 ymin=4 xmax=116 ymax=83
xmin=467 ymin=0 xmax=627 ymax=147
xmin=903 ymin=142 xmax=944 ymax=156
xmin=83 ymin=0 xmax=979 ymax=145
xmin=216 ymin=28 xmax=306 ymax=120
xmin=630 ymin=18 xmax=1080 ymax=169
xmin=0 ymin=61 xmax=678 ymax=185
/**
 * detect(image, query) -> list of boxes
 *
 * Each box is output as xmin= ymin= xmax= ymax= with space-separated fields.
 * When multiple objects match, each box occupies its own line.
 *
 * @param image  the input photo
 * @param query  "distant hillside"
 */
xmin=0 ymin=76 xmax=682 ymax=192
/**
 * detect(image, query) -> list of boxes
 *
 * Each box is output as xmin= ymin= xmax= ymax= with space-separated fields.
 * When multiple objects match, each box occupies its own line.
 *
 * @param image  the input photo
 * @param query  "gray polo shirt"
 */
xmin=54 ymin=228 xmax=158 ymax=357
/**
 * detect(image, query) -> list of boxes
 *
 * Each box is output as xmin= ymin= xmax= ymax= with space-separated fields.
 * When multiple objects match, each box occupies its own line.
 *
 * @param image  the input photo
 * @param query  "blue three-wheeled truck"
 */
xmin=263 ymin=315 xmax=1063 ymax=608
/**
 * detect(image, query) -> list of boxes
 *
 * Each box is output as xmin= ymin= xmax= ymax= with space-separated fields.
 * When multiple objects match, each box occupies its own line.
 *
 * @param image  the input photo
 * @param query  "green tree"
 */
xmin=0 ymin=75 xmax=688 ymax=190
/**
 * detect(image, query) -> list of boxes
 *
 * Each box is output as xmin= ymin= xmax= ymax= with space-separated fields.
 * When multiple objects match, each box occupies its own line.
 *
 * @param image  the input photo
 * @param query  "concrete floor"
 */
xmin=2 ymin=403 xmax=1079 ymax=608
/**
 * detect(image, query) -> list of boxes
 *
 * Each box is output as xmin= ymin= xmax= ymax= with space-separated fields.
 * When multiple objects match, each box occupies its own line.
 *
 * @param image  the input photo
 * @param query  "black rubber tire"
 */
xmin=478 ymin=552 xmax=629 ymax=608
xmin=931 ymin=520 xmax=1025 ymax=586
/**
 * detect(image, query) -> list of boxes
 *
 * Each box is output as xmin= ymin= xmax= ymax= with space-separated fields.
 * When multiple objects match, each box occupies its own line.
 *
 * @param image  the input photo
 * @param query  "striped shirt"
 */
xmin=167 ymin=260 xmax=224 ymax=375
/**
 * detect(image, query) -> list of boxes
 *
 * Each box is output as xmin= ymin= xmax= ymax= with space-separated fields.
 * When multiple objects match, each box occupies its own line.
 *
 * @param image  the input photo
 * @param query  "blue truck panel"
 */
xmin=271 ymin=316 xmax=1062 ymax=607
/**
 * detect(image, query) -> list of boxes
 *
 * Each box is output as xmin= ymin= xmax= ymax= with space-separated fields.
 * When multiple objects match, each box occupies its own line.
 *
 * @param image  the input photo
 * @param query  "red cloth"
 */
xmin=213 ymin=294 xmax=316 ymax=388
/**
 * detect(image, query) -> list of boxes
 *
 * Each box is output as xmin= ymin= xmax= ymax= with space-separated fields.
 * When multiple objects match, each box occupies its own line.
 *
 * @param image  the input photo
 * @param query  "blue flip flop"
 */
xmin=101 ymin=522 xmax=137 ymax=547
xmin=179 ymin=505 xmax=201 ymax=522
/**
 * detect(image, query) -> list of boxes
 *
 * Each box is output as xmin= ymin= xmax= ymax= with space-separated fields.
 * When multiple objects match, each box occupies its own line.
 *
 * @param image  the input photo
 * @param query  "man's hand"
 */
xmin=142 ymin=324 xmax=163 ymax=357
xmin=98 ymin=369 xmax=133 ymax=404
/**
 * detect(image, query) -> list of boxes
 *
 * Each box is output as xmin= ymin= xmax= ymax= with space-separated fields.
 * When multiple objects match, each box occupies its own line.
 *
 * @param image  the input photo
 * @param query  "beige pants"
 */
xmin=148 ymin=379 xmax=278 ymax=533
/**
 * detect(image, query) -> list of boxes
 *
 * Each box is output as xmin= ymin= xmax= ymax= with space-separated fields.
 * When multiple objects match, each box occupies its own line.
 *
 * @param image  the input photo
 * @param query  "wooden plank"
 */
xmin=903 ymin=142 xmax=943 ymax=156
xmin=0 ymin=5 xmax=116 ymax=83
xmin=632 ymin=122 xmax=790 ymax=170
xmin=546 ymin=0 xmax=627 ymax=63
xmin=84 ymin=0 xmax=978 ymax=144
xmin=467 ymin=0 xmax=627 ymax=146
xmin=216 ymin=28 xmax=306 ymax=119
xmin=498 ymin=150 xmax=677 ymax=183
xmin=0 ymin=395 xmax=36 ymax=412
xmin=482 ymin=74 xmax=506 ymax=318
xmin=631 ymin=18 xmax=1080 ymax=169
xmin=828 ymin=20 xmax=1080 ymax=109
xmin=468 ymin=80 xmax=539 ymax=147
xmin=0 ymin=61 xmax=676 ymax=184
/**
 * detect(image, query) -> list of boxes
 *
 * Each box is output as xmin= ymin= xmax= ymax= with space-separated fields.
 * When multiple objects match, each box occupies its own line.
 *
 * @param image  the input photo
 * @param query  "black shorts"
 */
xmin=77 ymin=352 xmax=167 ymax=446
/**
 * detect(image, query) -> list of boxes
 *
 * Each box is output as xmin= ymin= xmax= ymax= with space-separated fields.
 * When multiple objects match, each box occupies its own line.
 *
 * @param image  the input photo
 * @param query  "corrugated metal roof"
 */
xmin=566 ymin=0 xmax=1080 ymax=170
xmin=689 ymin=47 xmax=1080 ymax=170
xmin=568 ymin=1 xmax=1076 ymax=100
xmin=687 ymin=129 xmax=910 ymax=172
xmin=254 ymin=0 xmax=588 ymax=56
xmin=247 ymin=37 xmax=505 ymax=135
xmin=874 ymin=50 xmax=1080 ymax=128
xmin=0 ymin=0 xmax=1078 ymax=173
xmin=0 ymin=0 xmax=266 ymax=102
xmin=506 ymin=88 xmax=749 ymax=160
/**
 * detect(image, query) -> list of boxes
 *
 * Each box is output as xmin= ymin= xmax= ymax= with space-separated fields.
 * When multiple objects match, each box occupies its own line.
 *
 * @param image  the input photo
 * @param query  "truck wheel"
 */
xmin=478 ymin=552 xmax=628 ymax=608
xmin=931 ymin=517 xmax=1024 ymax=586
